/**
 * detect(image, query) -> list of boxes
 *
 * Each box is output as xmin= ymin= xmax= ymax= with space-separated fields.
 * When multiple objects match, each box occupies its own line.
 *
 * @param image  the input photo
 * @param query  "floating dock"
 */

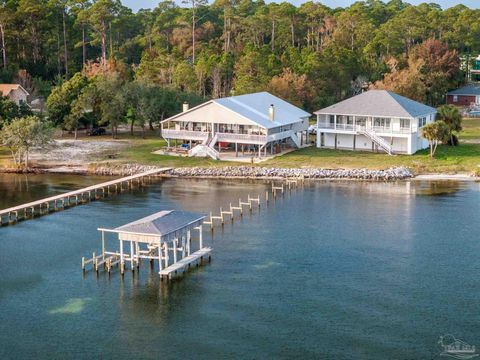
xmin=84 ymin=210 xmax=211 ymax=280
xmin=0 ymin=168 xmax=171 ymax=226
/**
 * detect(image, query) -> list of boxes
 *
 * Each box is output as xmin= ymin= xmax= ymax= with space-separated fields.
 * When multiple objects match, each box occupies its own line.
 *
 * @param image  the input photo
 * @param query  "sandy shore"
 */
xmin=412 ymin=174 xmax=478 ymax=181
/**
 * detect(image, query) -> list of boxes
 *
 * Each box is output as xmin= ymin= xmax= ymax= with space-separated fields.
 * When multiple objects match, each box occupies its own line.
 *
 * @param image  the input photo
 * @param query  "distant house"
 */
xmin=446 ymin=85 xmax=480 ymax=107
xmin=0 ymin=84 xmax=29 ymax=105
xmin=160 ymin=92 xmax=311 ymax=160
xmin=314 ymin=90 xmax=437 ymax=155
xmin=469 ymin=55 xmax=480 ymax=82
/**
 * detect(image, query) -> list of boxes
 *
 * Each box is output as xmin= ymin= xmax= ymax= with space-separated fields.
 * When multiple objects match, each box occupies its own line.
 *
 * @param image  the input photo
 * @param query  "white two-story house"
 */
xmin=160 ymin=92 xmax=311 ymax=160
xmin=314 ymin=90 xmax=437 ymax=155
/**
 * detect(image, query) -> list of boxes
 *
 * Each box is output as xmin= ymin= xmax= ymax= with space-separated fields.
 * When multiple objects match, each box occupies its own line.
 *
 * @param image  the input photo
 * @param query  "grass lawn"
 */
xmin=107 ymin=130 xmax=480 ymax=174
xmin=458 ymin=118 xmax=480 ymax=141
xmin=112 ymin=137 xmax=236 ymax=168
xmin=263 ymin=144 xmax=480 ymax=173
xmin=1 ymin=119 xmax=479 ymax=174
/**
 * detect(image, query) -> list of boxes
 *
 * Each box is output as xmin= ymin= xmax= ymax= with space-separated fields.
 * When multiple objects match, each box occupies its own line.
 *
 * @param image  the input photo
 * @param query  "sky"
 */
xmin=123 ymin=0 xmax=479 ymax=12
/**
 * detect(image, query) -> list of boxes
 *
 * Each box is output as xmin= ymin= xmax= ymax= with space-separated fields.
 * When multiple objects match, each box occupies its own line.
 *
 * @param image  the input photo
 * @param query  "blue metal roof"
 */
xmin=162 ymin=92 xmax=311 ymax=129
xmin=214 ymin=92 xmax=311 ymax=129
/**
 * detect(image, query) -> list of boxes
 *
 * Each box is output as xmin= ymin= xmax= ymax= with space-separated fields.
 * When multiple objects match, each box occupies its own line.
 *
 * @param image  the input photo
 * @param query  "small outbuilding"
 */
xmin=446 ymin=85 xmax=480 ymax=107
xmin=0 ymin=84 xmax=29 ymax=105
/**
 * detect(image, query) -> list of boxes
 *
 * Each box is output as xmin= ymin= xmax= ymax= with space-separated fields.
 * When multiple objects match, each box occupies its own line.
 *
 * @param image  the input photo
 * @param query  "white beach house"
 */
xmin=160 ymin=92 xmax=311 ymax=160
xmin=314 ymin=90 xmax=437 ymax=155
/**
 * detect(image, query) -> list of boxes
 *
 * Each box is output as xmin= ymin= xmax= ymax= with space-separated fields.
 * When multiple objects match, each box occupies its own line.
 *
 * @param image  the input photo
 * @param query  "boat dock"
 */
xmin=84 ymin=210 xmax=211 ymax=280
xmin=0 ymin=168 xmax=171 ymax=226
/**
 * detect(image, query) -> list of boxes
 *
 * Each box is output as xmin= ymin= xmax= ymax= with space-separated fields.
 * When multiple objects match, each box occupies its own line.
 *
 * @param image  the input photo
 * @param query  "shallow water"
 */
xmin=0 ymin=174 xmax=479 ymax=359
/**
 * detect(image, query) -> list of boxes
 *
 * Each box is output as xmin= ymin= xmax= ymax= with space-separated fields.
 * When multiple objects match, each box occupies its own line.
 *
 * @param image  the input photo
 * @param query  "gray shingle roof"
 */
xmin=115 ymin=210 xmax=205 ymax=237
xmin=447 ymin=85 xmax=480 ymax=96
xmin=314 ymin=90 xmax=436 ymax=118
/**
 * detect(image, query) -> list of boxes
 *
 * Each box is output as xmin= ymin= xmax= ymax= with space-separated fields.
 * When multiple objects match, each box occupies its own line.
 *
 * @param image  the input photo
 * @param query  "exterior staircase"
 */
xmin=289 ymin=132 xmax=301 ymax=148
xmin=189 ymin=133 xmax=219 ymax=160
xmin=358 ymin=129 xmax=394 ymax=155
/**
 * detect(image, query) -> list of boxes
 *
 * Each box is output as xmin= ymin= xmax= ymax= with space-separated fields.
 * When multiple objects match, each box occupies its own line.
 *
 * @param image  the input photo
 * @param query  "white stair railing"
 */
xmin=289 ymin=132 xmax=301 ymax=148
xmin=188 ymin=144 xmax=219 ymax=160
xmin=208 ymin=133 xmax=218 ymax=148
xmin=358 ymin=129 xmax=394 ymax=155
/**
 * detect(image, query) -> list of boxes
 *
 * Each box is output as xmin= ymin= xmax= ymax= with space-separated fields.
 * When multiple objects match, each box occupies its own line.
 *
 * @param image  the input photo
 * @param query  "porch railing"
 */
xmin=317 ymin=123 xmax=413 ymax=134
xmin=216 ymin=132 xmax=267 ymax=143
xmin=161 ymin=129 xmax=209 ymax=140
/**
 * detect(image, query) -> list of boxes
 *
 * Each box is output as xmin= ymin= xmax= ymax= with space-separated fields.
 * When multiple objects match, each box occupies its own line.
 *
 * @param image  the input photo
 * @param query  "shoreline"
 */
xmin=1 ymin=164 xmax=478 ymax=182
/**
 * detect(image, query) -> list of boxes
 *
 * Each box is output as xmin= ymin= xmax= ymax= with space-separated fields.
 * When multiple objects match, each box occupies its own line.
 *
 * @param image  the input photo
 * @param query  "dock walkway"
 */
xmin=159 ymin=247 xmax=212 ymax=279
xmin=0 ymin=168 xmax=171 ymax=225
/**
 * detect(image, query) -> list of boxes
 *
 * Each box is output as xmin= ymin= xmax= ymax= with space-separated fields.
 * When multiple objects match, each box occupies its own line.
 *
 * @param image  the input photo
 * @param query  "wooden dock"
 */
xmin=159 ymin=247 xmax=212 ymax=280
xmin=0 ymin=168 xmax=171 ymax=226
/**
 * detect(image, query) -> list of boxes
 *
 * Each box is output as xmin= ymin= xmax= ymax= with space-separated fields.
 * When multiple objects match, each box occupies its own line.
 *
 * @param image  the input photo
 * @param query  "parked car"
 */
xmin=89 ymin=127 xmax=106 ymax=136
xmin=308 ymin=124 xmax=317 ymax=135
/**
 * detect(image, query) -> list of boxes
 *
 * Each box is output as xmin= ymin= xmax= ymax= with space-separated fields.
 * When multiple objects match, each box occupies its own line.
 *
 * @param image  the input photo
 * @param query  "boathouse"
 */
xmin=91 ymin=210 xmax=211 ymax=279
xmin=160 ymin=92 xmax=311 ymax=160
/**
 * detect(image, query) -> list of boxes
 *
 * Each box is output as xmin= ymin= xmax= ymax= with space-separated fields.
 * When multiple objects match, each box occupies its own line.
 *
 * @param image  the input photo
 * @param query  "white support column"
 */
xmin=164 ymin=243 xmax=169 ymax=268
xmin=173 ymin=238 xmax=178 ymax=263
xmin=334 ymin=114 xmax=337 ymax=130
xmin=182 ymin=234 xmax=186 ymax=258
xmin=187 ymin=230 xmax=191 ymax=256
xmin=158 ymin=242 xmax=163 ymax=272
xmin=199 ymin=225 xmax=203 ymax=249
xmin=130 ymin=241 xmax=134 ymax=270
xmin=119 ymin=238 xmax=124 ymax=274
xmin=101 ymin=231 xmax=105 ymax=262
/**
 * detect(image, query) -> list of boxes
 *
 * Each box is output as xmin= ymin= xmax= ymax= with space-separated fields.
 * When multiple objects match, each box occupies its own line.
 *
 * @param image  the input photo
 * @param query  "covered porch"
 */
xmin=317 ymin=114 xmax=415 ymax=134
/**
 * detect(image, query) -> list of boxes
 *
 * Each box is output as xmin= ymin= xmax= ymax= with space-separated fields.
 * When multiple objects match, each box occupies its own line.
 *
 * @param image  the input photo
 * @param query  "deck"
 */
xmin=159 ymin=247 xmax=212 ymax=279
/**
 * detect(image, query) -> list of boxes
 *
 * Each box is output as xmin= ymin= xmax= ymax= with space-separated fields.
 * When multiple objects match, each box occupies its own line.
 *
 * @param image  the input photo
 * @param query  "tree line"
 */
xmin=0 ymin=0 xmax=477 ymax=108
xmin=0 ymin=0 xmax=476 ymax=154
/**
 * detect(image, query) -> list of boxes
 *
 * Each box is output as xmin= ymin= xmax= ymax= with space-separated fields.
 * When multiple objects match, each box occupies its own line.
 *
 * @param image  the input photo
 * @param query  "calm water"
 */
xmin=0 ymin=174 xmax=480 ymax=359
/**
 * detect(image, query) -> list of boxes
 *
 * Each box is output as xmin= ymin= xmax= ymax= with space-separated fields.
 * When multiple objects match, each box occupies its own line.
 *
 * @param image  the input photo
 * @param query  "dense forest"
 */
xmin=0 ymin=0 xmax=478 ymax=133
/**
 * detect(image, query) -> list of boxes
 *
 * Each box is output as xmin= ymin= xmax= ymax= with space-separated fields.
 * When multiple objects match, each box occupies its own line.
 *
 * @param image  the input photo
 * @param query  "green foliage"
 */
xmin=437 ymin=104 xmax=463 ymax=145
xmin=0 ymin=97 xmax=21 ymax=128
xmin=46 ymin=73 xmax=88 ymax=126
xmin=10 ymin=0 xmax=477 ymax=122
xmin=421 ymin=120 xmax=450 ymax=157
xmin=0 ymin=115 xmax=53 ymax=167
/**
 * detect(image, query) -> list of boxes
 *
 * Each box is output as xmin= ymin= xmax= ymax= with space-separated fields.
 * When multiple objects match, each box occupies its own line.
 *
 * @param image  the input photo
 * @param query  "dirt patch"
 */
xmin=30 ymin=139 xmax=129 ymax=167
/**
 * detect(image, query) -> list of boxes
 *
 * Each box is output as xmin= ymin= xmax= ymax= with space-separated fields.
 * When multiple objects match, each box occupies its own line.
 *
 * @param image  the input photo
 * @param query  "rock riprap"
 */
xmin=167 ymin=166 xmax=412 ymax=180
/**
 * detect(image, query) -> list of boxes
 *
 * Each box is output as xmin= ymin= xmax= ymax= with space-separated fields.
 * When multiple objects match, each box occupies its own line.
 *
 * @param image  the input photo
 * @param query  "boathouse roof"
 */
xmin=113 ymin=210 xmax=205 ymax=242
xmin=161 ymin=91 xmax=311 ymax=129
xmin=314 ymin=90 xmax=436 ymax=118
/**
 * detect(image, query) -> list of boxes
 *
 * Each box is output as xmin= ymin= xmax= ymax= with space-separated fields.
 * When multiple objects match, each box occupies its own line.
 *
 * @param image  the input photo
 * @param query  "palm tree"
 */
xmin=421 ymin=120 xmax=449 ymax=158
xmin=437 ymin=105 xmax=462 ymax=146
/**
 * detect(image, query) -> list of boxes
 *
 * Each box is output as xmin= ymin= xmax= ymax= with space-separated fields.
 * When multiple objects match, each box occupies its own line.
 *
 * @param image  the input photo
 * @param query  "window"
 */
xmin=418 ymin=117 xmax=427 ymax=128
xmin=374 ymin=117 xmax=391 ymax=128
xmin=400 ymin=119 xmax=410 ymax=129
xmin=356 ymin=117 xmax=367 ymax=127
xmin=453 ymin=95 xmax=458 ymax=103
